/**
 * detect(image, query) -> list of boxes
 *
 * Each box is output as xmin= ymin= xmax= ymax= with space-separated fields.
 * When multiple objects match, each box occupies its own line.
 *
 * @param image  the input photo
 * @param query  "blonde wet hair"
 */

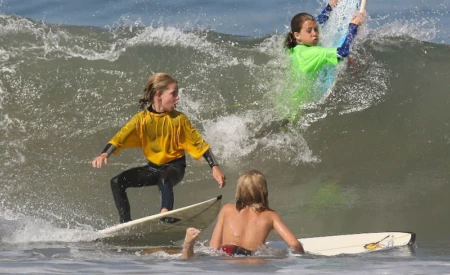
xmin=138 ymin=73 xmax=178 ymax=109
xmin=235 ymin=170 xmax=270 ymax=212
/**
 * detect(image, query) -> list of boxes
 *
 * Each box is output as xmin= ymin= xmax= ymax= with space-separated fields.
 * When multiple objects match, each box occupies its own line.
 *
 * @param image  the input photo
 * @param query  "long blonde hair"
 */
xmin=138 ymin=73 xmax=178 ymax=109
xmin=235 ymin=170 xmax=270 ymax=212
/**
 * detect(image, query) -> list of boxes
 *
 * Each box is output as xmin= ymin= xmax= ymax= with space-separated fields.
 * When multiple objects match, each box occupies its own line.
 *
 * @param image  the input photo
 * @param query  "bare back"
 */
xmin=209 ymin=203 xmax=303 ymax=253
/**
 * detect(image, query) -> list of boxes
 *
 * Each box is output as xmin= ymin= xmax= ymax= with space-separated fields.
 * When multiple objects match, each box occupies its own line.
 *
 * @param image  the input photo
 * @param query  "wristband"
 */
xmin=101 ymin=143 xmax=116 ymax=157
xmin=203 ymin=149 xmax=219 ymax=169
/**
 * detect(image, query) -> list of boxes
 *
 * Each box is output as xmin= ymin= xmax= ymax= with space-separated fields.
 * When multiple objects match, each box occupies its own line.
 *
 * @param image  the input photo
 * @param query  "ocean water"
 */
xmin=1 ymin=0 xmax=450 ymax=274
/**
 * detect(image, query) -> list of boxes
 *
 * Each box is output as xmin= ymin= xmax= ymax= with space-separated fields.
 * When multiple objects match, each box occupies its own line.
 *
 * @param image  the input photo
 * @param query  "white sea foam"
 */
xmin=0 ymin=210 xmax=99 ymax=244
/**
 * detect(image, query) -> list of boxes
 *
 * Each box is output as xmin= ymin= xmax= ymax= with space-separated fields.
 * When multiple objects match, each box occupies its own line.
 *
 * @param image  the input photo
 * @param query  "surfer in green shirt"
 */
xmin=280 ymin=0 xmax=365 ymax=121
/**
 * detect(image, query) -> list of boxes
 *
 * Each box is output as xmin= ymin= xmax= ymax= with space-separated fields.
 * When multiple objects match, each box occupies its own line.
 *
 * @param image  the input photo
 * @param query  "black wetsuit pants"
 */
xmin=110 ymin=156 xmax=186 ymax=223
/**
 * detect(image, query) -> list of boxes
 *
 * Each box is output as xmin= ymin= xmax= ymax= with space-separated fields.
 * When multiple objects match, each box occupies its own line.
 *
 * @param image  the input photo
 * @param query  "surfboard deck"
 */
xmin=267 ymin=231 xmax=416 ymax=256
xmin=97 ymin=195 xmax=222 ymax=245
xmin=317 ymin=0 xmax=362 ymax=102
xmin=124 ymin=231 xmax=415 ymax=257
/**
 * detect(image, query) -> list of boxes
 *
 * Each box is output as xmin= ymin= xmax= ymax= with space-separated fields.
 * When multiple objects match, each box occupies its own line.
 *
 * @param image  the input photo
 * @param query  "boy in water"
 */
xmin=182 ymin=170 xmax=304 ymax=258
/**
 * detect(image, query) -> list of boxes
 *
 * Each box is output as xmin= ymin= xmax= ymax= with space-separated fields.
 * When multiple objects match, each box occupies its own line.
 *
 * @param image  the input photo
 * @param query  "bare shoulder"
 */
xmin=263 ymin=209 xmax=282 ymax=220
xmin=221 ymin=203 xmax=236 ymax=212
xmin=217 ymin=203 xmax=236 ymax=220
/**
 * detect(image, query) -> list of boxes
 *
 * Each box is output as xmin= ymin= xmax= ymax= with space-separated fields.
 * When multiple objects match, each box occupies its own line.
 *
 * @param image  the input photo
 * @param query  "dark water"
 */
xmin=1 ymin=0 xmax=450 ymax=274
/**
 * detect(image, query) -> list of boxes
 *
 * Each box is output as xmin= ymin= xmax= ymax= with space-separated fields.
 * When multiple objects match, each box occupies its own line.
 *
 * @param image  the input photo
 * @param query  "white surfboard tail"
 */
xmin=267 ymin=231 xmax=416 ymax=256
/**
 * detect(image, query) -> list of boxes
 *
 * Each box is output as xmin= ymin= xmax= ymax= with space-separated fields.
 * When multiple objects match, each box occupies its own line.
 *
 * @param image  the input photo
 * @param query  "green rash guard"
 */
xmin=278 ymin=45 xmax=339 ymax=121
xmin=289 ymin=45 xmax=338 ymax=74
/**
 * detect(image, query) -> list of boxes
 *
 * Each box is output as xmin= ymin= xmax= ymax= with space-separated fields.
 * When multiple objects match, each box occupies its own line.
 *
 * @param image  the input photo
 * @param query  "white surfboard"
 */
xmin=267 ymin=231 xmax=415 ymax=256
xmin=317 ymin=0 xmax=367 ymax=102
xmin=98 ymin=195 xmax=222 ymax=245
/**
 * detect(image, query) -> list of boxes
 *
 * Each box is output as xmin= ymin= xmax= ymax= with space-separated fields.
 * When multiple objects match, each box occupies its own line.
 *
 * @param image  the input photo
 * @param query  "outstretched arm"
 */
xmin=316 ymin=4 xmax=333 ymax=25
xmin=209 ymin=205 xmax=227 ymax=249
xmin=272 ymin=213 xmax=305 ymax=254
xmin=92 ymin=113 xmax=141 ymax=168
xmin=92 ymin=144 xmax=116 ymax=168
xmin=336 ymin=12 xmax=365 ymax=59
xmin=316 ymin=1 xmax=338 ymax=25
xmin=203 ymin=149 xmax=226 ymax=188
xmin=336 ymin=24 xmax=358 ymax=59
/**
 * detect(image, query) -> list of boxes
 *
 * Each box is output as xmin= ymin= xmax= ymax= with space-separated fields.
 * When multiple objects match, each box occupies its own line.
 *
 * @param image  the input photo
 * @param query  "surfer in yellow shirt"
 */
xmin=92 ymin=73 xmax=226 ymax=223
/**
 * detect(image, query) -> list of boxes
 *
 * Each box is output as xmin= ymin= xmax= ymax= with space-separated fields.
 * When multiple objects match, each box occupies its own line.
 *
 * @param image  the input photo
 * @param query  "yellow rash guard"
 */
xmin=108 ymin=109 xmax=210 ymax=165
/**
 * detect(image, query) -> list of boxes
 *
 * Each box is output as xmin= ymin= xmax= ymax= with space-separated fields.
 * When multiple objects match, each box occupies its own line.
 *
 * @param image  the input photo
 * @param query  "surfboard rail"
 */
xmin=97 ymin=195 xmax=222 ymax=245
xmin=267 ymin=231 xmax=416 ymax=256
